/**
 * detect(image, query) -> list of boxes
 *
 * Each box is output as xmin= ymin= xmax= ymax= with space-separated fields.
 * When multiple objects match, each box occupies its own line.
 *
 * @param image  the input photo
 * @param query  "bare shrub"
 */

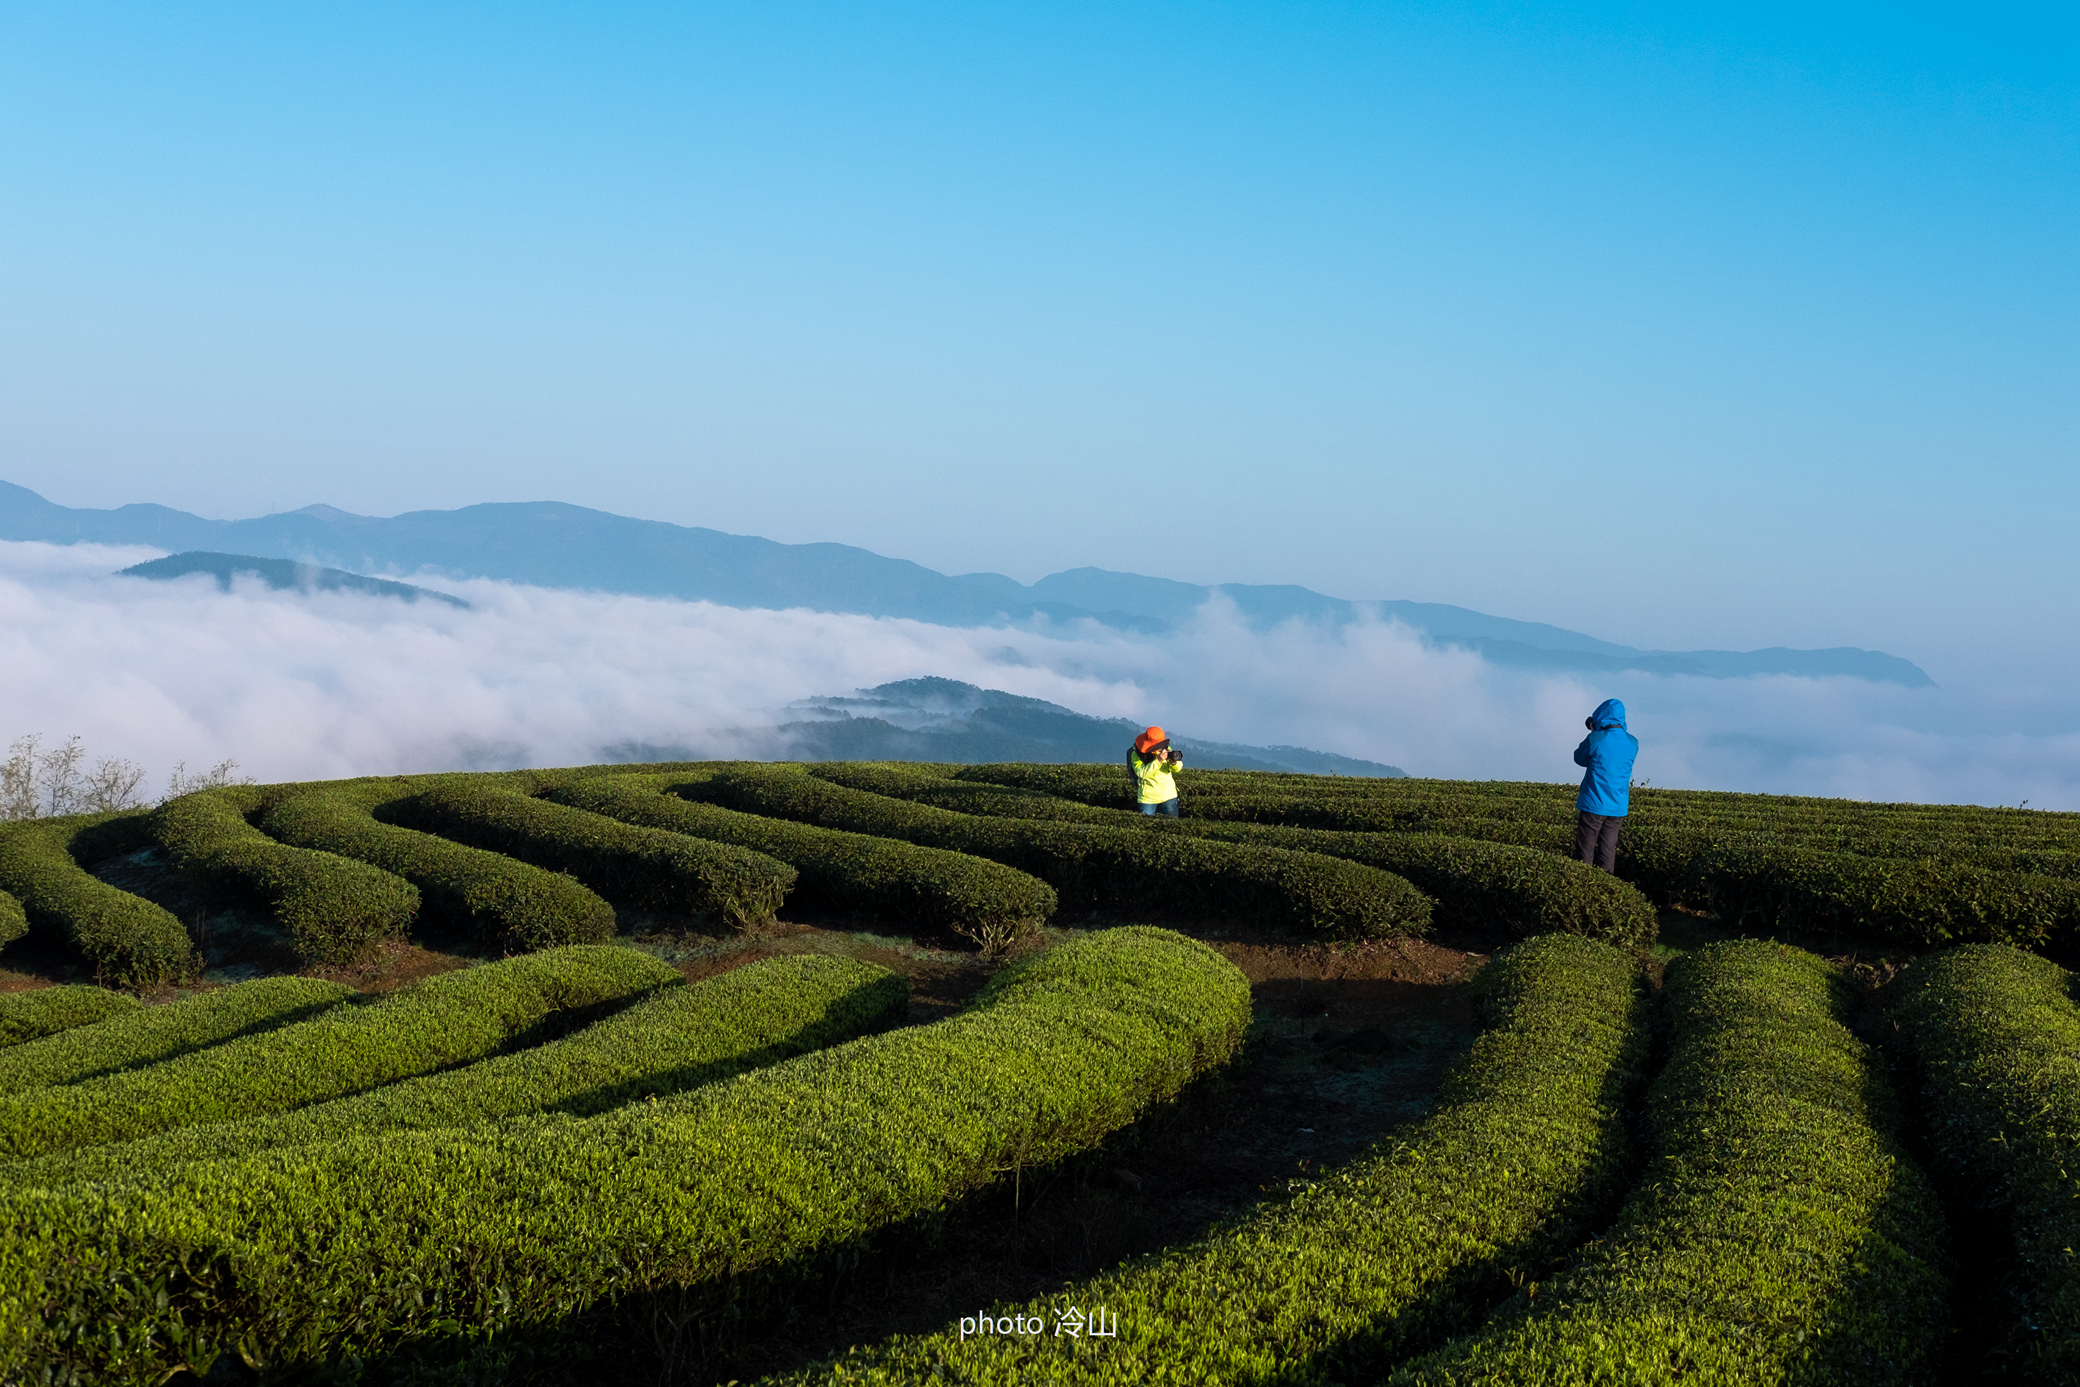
xmin=0 ymin=736 xmax=235 ymax=820
xmin=166 ymin=758 xmax=254 ymax=800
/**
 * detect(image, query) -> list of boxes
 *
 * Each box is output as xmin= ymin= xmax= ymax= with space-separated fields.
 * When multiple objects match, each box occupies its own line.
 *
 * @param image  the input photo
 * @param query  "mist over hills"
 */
xmin=610 ymin=677 xmax=1409 ymax=775
xmin=3 ymin=480 xmax=1932 ymax=686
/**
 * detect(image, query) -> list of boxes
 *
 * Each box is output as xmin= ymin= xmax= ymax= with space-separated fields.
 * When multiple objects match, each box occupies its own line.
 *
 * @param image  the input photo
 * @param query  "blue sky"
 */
xmin=1 ymin=1 xmax=2072 ymax=673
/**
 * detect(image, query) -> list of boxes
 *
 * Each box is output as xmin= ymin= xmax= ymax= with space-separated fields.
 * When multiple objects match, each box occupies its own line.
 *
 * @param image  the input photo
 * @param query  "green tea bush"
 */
xmin=1889 ymin=945 xmax=2080 ymax=1380
xmin=259 ymin=786 xmax=616 ymax=950
xmin=0 ymin=987 xmax=139 ymax=1050
xmin=0 ymin=817 xmax=199 ymax=988
xmin=550 ymin=774 xmax=1058 ymax=951
xmin=151 ymin=789 xmax=418 ymax=965
xmin=0 ymin=976 xmax=350 ymax=1098
xmin=0 ymin=927 xmax=1249 ymax=1383
xmin=388 ymin=782 xmax=794 ymax=930
xmin=1619 ymin=827 xmax=2080 ymax=949
xmin=963 ymin=762 xmax=2080 ymax=856
xmin=0 ymin=888 xmax=23 ymax=950
xmin=7 ymin=954 xmax=907 ymax=1189
xmin=814 ymin=762 xmax=1116 ymax=823
xmin=962 ymin=764 xmax=2080 ymax=950
xmin=768 ymin=934 xmax=1647 ymax=1385
xmin=1390 ymin=939 xmax=1949 ymax=1385
xmin=697 ymin=766 xmax=1432 ymax=940
xmin=1138 ymin=822 xmax=1656 ymax=947
xmin=0 ymin=944 xmax=677 ymax=1163
xmin=923 ymin=765 xmax=1650 ymax=946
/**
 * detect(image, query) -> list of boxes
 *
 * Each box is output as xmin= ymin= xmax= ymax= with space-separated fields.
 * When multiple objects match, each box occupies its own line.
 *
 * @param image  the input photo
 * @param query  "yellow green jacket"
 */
xmin=1128 ymin=750 xmax=1181 ymax=804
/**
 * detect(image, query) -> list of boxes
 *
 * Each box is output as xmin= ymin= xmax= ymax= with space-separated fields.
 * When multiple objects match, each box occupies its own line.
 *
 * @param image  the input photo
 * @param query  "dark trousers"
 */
xmin=1576 ymin=811 xmax=1624 ymax=872
xmin=1139 ymin=798 xmax=1180 ymax=817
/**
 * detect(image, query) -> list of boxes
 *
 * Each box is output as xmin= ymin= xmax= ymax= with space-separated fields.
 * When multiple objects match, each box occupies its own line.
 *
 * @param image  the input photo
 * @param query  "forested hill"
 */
xmin=609 ymin=677 xmax=1410 ymax=776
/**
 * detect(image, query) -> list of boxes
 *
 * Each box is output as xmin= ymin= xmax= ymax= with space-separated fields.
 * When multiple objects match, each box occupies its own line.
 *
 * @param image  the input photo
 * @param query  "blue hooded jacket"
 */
xmin=1573 ymin=698 xmax=1640 ymax=816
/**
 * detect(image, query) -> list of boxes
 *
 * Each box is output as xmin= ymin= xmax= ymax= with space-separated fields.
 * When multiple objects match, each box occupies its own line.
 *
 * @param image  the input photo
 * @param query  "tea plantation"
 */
xmin=0 ymin=760 xmax=2074 ymax=1384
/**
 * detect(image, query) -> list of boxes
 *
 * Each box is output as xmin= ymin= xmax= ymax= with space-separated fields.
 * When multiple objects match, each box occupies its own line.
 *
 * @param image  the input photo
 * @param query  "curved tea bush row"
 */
xmin=699 ymin=767 xmax=1433 ymax=940
xmin=1391 ymin=940 xmax=1949 ymax=1385
xmin=5 ymin=954 xmax=907 ymax=1190
xmin=1889 ymin=945 xmax=2080 ymax=1381
xmin=152 ymin=789 xmax=418 ymax=965
xmin=0 ymin=987 xmax=140 ymax=1050
xmin=1618 ymin=830 xmax=2080 ymax=950
xmin=770 ymin=934 xmax=1648 ymax=1386
xmin=0 ymin=888 xmax=22 ymax=950
xmin=551 ymin=774 xmax=1058 ymax=952
xmin=0 ymin=944 xmax=677 ymax=1163
xmin=899 ymin=764 xmax=1651 ymax=946
xmin=388 ymin=783 xmax=794 ymax=931
xmin=960 ymin=763 xmax=2080 ymax=854
xmin=961 ymin=763 xmax=2062 ymax=949
xmin=0 ymin=927 xmax=1250 ymax=1383
xmin=814 ymin=762 xmax=1115 ymax=823
xmin=0 ymin=818 xmax=199 ymax=988
xmin=1086 ymin=818 xmax=1652 ymax=948
xmin=260 ymin=786 xmax=616 ymax=951
xmin=0 ymin=977 xmax=350 ymax=1098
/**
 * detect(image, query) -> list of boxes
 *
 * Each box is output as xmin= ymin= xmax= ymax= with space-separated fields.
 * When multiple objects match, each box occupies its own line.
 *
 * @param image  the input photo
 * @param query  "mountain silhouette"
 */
xmin=0 ymin=480 xmax=1932 ymax=686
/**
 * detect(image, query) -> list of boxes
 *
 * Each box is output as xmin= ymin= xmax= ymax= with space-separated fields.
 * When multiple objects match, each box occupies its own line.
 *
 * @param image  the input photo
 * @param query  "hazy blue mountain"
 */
xmin=606 ymin=677 xmax=1409 ymax=775
xmin=119 ymin=552 xmax=468 ymax=608
xmin=1 ymin=479 xmax=1931 ymax=686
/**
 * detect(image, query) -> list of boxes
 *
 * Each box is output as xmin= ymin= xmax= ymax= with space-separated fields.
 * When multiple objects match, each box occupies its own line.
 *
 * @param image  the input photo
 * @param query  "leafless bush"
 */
xmin=0 ymin=738 xmax=34 ymax=820
xmin=166 ymin=758 xmax=254 ymax=799
xmin=0 ymin=735 xmax=237 ymax=820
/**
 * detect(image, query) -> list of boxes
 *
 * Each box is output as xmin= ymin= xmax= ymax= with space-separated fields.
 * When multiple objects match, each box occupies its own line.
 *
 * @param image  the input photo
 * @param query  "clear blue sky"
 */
xmin=1 ymin=1 xmax=2071 ymax=674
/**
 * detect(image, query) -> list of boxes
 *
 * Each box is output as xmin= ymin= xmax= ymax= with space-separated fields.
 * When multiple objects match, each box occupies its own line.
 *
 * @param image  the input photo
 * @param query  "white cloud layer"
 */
xmin=4 ymin=542 xmax=2078 ymax=810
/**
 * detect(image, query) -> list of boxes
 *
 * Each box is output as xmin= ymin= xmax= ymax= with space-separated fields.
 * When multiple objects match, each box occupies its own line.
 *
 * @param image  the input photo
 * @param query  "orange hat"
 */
xmin=1133 ymin=726 xmax=1167 ymax=753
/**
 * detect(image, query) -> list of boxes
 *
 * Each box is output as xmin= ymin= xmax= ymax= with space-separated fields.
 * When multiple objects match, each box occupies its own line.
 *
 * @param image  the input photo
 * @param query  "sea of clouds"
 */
xmin=4 ymin=541 xmax=2078 ymax=810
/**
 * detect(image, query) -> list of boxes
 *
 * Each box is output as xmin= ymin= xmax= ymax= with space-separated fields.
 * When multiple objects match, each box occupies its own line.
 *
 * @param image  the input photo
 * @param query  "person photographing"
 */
xmin=1573 ymin=698 xmax=1639 ymax=872
xmin=1127 ymin=727 xmax=1184 ymax=817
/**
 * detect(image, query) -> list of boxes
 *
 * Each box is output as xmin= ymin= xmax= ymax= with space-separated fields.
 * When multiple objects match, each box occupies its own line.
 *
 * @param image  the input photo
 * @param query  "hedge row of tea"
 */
xmin=1890 ymin=945 xmax=2080 ymax=1381
xmin=0 ymin=816 xmax=197 ymax=987
xmin=0 ymin=985 xmax=140 ymax=1049
xmin=954 ymin=763 xmax=2080 ymax=948
xmin=259 ymin=786 xmax=618 ymax=952
xmin=783 ymin=938 xmax=2025 ymax=1386
xmin=389 ymin=781 xmax=797 ymax=931
xmin=1392 ymin=940 xmax=1950 ymax=1384
xmin=0 ymin=927 xmax=1249 ymax=1383
xmin=694 ymin=763 xmax=1436 ymax=941
xmin=153 ymin=787 xmax=420 ymax=964
xmin=0 ymin=945 xmax=676 ymax=1162
xmin=3 ymin=759 xmax=2078 ymax=988
xmin=1 ymin=953 xmax=908 ymax=1192
xmin=0 ymin=976 xmax=349 ymax=1097
xmin=775 ymin=934 xmax=1649 ymax=1385
xmin=825 ymin=762 xmax=1656 ymax=947
xmin=550 ymin=773 xmax=1059 ymax=952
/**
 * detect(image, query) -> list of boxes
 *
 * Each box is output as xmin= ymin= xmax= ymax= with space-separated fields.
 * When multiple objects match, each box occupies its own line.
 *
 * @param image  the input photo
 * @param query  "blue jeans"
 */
xmin=1139 ymin=798 xmax=1180 ymax=817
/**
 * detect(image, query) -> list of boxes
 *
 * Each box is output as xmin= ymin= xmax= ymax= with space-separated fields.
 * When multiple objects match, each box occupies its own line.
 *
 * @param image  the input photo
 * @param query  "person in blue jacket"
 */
xmin=1573 ymin=698 xmax=1640 ymax=872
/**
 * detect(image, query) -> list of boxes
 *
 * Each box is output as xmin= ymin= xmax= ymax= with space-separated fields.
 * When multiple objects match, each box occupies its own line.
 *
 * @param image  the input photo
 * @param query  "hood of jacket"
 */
xmin=1590 ymin=698 xmax=1627 ymax=730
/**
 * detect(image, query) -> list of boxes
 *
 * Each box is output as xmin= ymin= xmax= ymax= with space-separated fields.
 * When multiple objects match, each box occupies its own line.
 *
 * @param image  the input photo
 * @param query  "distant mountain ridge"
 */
xmin=0 ymin=480 xmax=1932 ymax=686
